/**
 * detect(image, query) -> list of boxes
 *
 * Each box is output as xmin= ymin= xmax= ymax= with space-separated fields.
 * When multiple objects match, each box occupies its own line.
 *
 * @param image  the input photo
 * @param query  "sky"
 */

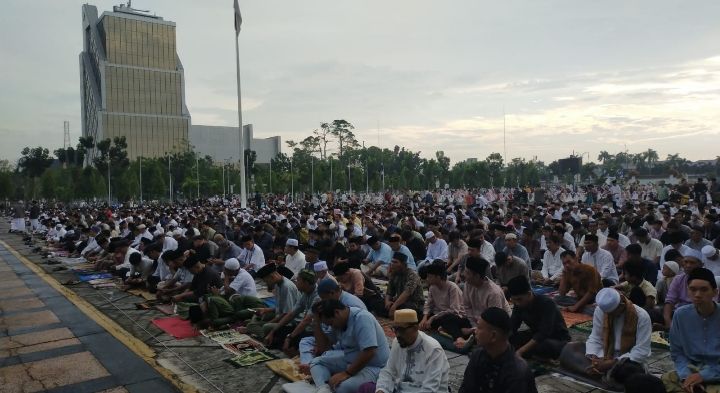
xmin=1 ymin=0 xmax=720 ymax=166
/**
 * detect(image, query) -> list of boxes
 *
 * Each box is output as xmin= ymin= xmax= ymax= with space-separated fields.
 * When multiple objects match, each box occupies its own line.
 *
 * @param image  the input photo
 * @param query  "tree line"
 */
xmin=1 ymin=120 xmax=718 ymax=202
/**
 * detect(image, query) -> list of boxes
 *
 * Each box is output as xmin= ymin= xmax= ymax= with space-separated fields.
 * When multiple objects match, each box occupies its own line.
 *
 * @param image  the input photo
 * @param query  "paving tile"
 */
xmin=1 ymin=338 xmax=81 ymax=358
xmin=0 ymin=328 xmax=74 ymax=349
xmin=97 ymin=387 xmax=129 ymax=393
xmin=0 ymin=351 xmax=110 ymax=392
xmin=0 ymin=297 xmax=45 ymax=313
xmin=0 ymin=310 xmax=60 ymax=330
xmin=0 ymin=286 xmax=33 ymax=299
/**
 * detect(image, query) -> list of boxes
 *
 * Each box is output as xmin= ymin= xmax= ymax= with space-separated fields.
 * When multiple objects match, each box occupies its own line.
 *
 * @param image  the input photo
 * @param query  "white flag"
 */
xmin=234 ymin=0 xmax=242 ymax=35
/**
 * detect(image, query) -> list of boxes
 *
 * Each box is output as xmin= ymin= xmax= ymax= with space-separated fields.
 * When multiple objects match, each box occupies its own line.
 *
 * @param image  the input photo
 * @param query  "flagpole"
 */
xmin=235 ymin=10 xmax=247 ymax=209
xmin=139 ymin=156 xmax=142 ymax=205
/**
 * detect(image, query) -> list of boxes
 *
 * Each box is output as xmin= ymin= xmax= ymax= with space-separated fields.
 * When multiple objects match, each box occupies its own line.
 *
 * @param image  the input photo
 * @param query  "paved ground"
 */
xmin=0 ymin=240 xmax=180 ymax=393
xmin=0 ymin=223 xmax=675 ymax=393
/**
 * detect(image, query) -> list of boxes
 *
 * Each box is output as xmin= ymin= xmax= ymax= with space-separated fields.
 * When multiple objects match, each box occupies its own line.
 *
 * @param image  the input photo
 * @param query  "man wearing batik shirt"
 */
xmin=383 ymin=253 xmax=425 ymax=318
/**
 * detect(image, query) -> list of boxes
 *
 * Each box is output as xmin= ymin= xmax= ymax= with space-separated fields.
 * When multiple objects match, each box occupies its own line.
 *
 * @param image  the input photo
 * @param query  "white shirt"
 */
xmin=478 ymin=239 xmax=496 ymax=266
xmin=239 ymin=244 xmax=265 ymax=270
xmin=585 ymin=304 xmax=652 ymax=364
xmin=228 ymin=269 xmax=258 ymax=297
xmin=376 ymin=332 xmax=450 ymax=393
xmin=702 ymin=254 xmax=720 ymax=276
xmin=152 ymin=256 xmax=173 ymax=281
xmin=425 ymin=239 xmax=449 ymax=262
xmin=285 ymin=250 xmax=306 ymax=278
xmin=639 ymin=238 xmax=663 ymax=262
xmin=581 ymin=248 xmax=619 ymax=284
xmin=162 ymin=236 xmax=178 ymax=252
xmin=541 ymin=247 xmax=565 ymax=281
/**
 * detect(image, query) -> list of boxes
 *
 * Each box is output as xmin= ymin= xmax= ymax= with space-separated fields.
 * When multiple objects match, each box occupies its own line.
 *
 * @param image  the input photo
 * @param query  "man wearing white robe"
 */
xmin=374 ymin=309 xmax=449 ymax=393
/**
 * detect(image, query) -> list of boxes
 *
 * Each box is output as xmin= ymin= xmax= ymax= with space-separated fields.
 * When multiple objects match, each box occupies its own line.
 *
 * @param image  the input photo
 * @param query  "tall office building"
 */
xmin=80 ymin=3 xmax=191 ymax=162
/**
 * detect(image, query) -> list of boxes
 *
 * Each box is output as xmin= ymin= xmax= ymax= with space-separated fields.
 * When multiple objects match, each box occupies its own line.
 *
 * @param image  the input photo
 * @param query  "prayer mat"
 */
xmin=376 ymin=317 xmax=396 ymax=339
xmin=263 ymin=297 xmax=277 ymax=309
xmin=531 ymin=285 xmax=556 ymax=296
xmin=266 ymin=359 xmax=308 ymax=382
xmin=571 ymin=320 xmax=593 ymax=334
xmin=55 ymin=257 xmax=87 ymax=265
xmin=201 ymin=329 xmax=253 ymax=345
xmin=526 ymin=359 xmax=555 ymax=377
xmin=651 ymin=331 xmax=670 ymax=349
xmin=222 ymin=338 xmax=266 ymax=355
xmin=127 ymin=288 xmax=157 ymax=301
xmin=281 ymin=381 xmax=316 ymax=393
xmin=224 ymin=349 xmax=275 ymax=367
xmin=560 ymin=310 xmax=593 ymax=327
xmin=256 ymin=288 xmax=274 ymax=299
xmin=151 ymin=316 xmax=199 ymax=339
xmin=77 ymin=272 xmax=114 ymax=282
xmin=155 ymin=303 xmax=175 ymax=315
xmin=550 ymin=370 xmax=623 ymax=392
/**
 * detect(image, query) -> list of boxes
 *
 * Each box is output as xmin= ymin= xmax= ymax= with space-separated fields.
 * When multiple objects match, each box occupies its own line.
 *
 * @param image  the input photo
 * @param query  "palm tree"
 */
xmin=598 ymin=151 xmax=613 ymax=168
xmin=666 ymin=153 xmax=681 ymax=170
xmin=645 ymin=149 xmax=659 ymax=174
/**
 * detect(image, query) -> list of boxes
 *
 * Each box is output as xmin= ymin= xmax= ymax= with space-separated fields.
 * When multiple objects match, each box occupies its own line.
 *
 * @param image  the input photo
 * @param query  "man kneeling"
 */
xmin=560 ymin=288 xmax=651 ymax=390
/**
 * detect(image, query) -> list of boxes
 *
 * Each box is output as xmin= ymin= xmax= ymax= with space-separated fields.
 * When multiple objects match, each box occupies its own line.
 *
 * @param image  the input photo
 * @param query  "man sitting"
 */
xmin=662 ymin=251 xmax=704 ymax=331
xmin=533 ymin=234 xmax=565 ymax=286
xmin=560 ymin=288 xmax=651 ymax=390
xmin=459 ymin=307 xmax=538 ymax=393
xmin=662 ymin=267 xmax=720 ymax=393
xmin=245 ymin=263 xmax=300 ymax=339
xmin=454 ymin=256 xmax=511 ymax=350
xmin=418 ymin=261 xmax=467 ymax=340
xmin=614 ymin=259 xmax=657 ymax=313
xmin=494 ymin=251 xmax=529 ymax=292
xmin=555 ymin=250 xmax=602 ymax=314
xmin=581 ymin=234 xmax=619 ymax=287
xmin=507 ymin=276 xmax=570 ymax=360
xmin=363 ymin=236 xmax=393 ymax=278
xmin=220 ymin=258 xmax=257 ymax=298
xmin=171 ymin=254 xmax=222 ymax=303
xmin=310 ymin=299 xmax=390 ymax=393
xmin=262 ymin=270 xmax=319 ymax=349
xmin=372 ymin=309 xmax=449 ymax=393
xmin=381 ymin=253 xmax=425 ymax=318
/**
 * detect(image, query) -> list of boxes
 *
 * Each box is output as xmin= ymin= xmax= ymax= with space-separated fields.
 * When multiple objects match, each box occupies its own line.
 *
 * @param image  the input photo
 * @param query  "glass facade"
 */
xmin=80 ymin=4 xmax=190 ymax=162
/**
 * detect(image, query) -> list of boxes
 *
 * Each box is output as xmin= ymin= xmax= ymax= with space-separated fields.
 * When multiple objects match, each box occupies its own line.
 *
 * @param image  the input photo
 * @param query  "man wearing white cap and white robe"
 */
xmin=370 ymin=309 xmax=449 ymax=393
xmin=223 ymin=258 xmax=257 ymax=298
xmin=417 ymin=231 xmax=449 ymax=269
xmin=560 ymin=288 xmax=651 ymax=389
xmin=313 ymin=260 xmax=336 ymax=283
xmin=284 ymin=238 xmax=306 ymax=278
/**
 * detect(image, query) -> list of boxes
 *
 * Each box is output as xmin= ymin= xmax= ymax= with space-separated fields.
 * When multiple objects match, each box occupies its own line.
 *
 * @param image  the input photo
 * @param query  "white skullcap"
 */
xmin=702 ymin=245 xmax=717 ymax=258
xmin=596 ymin=288 xmax=621 ymax=313
xmin=286 ymin=238 xmax=299 ymax=247
xmin=313 ymin=261 xmax=328 ymax=272
xmin=664 ymin=261 xmax=680 ymax=275
xmin=682 ymin=248 xmax=704 ymax=262
xmin=425 ymin=231 xmax=435 ymax=239
xmin=224 ymin=258 xmax=240 ymax=270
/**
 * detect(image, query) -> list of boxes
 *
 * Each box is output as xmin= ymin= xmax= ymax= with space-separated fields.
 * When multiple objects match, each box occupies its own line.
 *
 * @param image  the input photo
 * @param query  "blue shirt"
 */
xmin=397 ymin=245 xmax=417 ymax=271
xmin=335 ymin=307 xmax=390 ymax=368
xmin=368 ymin=242 xmax=393 ymax=266
xmin=340 ymin=291 xmax=367 ymax=310
xmin=670 ymin=303 xmax=720 ymax=381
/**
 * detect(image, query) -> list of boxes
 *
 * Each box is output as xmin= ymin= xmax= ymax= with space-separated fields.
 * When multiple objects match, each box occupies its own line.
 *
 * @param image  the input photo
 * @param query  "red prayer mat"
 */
xmin=151 ymin=316 xmax=199 ymax=339
xmin=376 ymin=317 xmax=396 ymax=339
xmin=560 ymin=310 xmax=593 ymax=327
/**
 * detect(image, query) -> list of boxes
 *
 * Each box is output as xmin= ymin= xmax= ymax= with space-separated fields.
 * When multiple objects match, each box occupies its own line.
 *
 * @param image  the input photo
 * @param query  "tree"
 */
xmin=18 ymin=147 xmax=53 ymax=178
xmin=314 ymin=123 xmax=333 ymax=160
xmin=329 ymin=120 xmax=359 ymax=162
xmin=598 ymin=151 xmax=613 ymax=169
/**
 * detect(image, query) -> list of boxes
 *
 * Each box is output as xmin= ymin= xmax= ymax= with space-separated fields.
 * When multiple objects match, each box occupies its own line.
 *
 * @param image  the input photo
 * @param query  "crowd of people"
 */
xmin=6 ymin=176 xmax=720 ymax=393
